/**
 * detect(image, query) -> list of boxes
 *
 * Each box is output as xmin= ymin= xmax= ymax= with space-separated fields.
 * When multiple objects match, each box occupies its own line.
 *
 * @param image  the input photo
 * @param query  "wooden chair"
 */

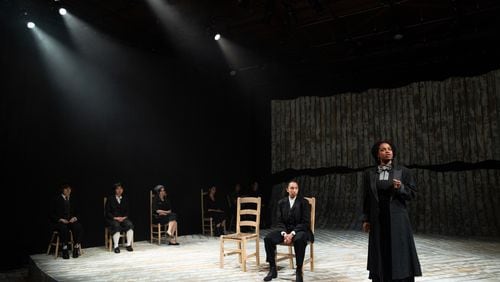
xmin=275 ymin=197 xmax=315 ymax=271
xmin=220 ymin=197 xmax=261 ymax=272
xmin=150 ymin=191 xmax=178 ymax=244
xmin=201 ymin=189 xmax=226 ymax=236
xmin=104 ymin=197 xmax=128 ymax=251
xmin=46 ymin=230 xmax=74 ymax=259
xmin=201 ymin=189 xmax=214 ymax=236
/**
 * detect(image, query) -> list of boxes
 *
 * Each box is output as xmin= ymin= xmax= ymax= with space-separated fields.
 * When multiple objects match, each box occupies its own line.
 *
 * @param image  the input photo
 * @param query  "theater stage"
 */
xmin=29 ymin=230 xmax=500 ymax=281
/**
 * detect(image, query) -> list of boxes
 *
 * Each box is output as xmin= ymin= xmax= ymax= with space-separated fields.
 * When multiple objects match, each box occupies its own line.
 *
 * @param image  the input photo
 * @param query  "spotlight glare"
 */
xmin=214 ymin=33 xmax=221 ymax=41
xmin=27 ymin=22 xmax=35 ymax=29
xmin=59 ymin=8 xmax=67 ymax=15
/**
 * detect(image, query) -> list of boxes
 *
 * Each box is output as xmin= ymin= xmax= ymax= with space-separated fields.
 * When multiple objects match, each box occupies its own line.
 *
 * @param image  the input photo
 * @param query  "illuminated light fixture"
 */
xmin=214 ymin=33 xmax=221 ymax=41
xmin=59 ymin=8 xmax=67 ymax=15
xmin=393 ymin=33 xmax=403 ymax=40
xmin=27 ymin=22 xmax=35 ymax=29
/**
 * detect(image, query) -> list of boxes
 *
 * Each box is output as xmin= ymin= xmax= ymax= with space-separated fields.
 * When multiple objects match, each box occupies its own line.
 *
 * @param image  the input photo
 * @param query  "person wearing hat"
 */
xmin=50 ymin=183 xmax=84 ymax=259
xmin=152 ymin=185 xmax=179 ymax=245
xmin=105 ymin=183 xmax=134 ymax=253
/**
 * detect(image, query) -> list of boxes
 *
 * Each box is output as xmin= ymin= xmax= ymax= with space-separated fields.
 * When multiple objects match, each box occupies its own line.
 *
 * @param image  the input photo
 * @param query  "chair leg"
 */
xmin=238 ymin=241 xmax=242 ymax=263
xmin=288 ymin=245 xmax=294 ymax=269
xmin=105 ymin=228 xmax=108 ymax=251
xmin=310 ymin=243 xmax=314 ymax=271
xmin=54 ymin=235 xmax=60 ymax=259
xmin=255 ymin=237 xmax=260 ymax=266
xmin=47 ymin=232 xmax=55 ymax=255
xmin=241 ymin=239 xmax=247 ymax=272
xmin=210 ymin=219 xmax=213 ymax=236
xmin=219 ymin=238 xmax=224 ymax=268
xmin=109 ymin=233 xmax=113 ymax=252
xmin=69 ymin=231 xmax=74 ymax=252
xmin=157 ymin=224 xmax=161 ymax=245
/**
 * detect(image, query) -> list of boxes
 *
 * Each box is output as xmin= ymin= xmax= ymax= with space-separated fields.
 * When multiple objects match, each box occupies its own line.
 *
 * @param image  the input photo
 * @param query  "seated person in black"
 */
xmin=205 ymin=185 xmax=226 ymax=236
xmin=263 ymin=180 xmax=313 ymax=282
xmin=51 ymin=184 xmax=84 ymax=259
xmin=105 ymin=183 xmax=134 ymax=253
xmin=152 ymin=185 xmax=179 ymax=245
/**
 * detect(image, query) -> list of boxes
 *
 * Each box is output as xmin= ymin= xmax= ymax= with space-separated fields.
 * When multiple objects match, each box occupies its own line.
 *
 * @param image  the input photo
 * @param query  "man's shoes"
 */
xmin=126 ymin=245 xmax=133 ymax=252
xmin=168 ymin=242 xmax=179 ymax=245
xmin=72 ymin=247 xmax=80 ymax=258
xmin=114 ymin=247 xmax=120 ymax=253
xmin=263 ymin=266 xmax=277 ymax=281
xmin=62 ymin=249 xmax=70 ymax=259
xmin=296 ymin=269 xmax=303 ymax=282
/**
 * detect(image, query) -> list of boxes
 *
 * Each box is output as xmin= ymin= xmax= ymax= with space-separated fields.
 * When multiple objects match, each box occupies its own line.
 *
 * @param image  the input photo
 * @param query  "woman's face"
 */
xmin=115 ymin=186 xmax=124 ymax=197
xmin=378 ymin=143 xmax=393 ymax=163
xmin=209 ymin=186 xmax=216 ymax=194
xmin=160 ymin=188 xmax=166 ymax=197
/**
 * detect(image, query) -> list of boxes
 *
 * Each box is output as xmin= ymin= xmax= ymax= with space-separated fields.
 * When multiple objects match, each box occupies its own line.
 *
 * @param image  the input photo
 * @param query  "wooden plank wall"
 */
xmin=270 ymin=169 xmax=500 ymax=236
xmin=271 ymin=69 xmax=500 ymax=173
xmin=270 ymin=69 xmax=500 ymax=236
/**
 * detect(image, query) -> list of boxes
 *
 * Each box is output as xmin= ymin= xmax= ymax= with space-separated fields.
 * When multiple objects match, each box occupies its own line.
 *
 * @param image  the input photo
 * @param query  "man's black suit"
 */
xmin=265 ymin=196 xmax=313 ymax=268
xmin=51 ymin=195 xmax=84 ymax=245
xmin=105 ymin=195 xmax=134 ymax=234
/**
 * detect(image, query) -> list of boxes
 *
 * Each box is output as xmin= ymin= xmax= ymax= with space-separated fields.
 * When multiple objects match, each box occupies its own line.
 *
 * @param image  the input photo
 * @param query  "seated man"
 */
xmin=263 ymin=180 xmax=313 ymax=282
xmin=105 ymin=183 xmax=134 ymax=253
xmin=152 ymin=185 xmax=179 ymax=245
xmin=51 ymin=184 xmax=84 ymax=259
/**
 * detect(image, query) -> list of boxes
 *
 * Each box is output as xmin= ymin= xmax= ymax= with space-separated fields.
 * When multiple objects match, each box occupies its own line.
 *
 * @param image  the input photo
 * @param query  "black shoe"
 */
xmin=62 ymin=249 xmax=70 ymax=259
xmin=114 ymin=247 xmax=120 ymax=253
xmin=263 ymin=266 xmax=277 ymax=281
xmin=126 ymin=245 xmax=133 ymax=252
xmin=296 ymin=269 xmax=303 ymax=282
xmin=72 ymin=247 xmax=80 ymax=258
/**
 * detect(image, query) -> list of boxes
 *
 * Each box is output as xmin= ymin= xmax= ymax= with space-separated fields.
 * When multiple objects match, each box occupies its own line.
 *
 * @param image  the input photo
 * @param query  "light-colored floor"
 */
xmin=30 ymin=229 xmax=500 ymax=281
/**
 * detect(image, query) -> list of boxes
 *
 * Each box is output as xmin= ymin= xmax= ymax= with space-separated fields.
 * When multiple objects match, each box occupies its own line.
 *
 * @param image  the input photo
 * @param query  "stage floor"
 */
xmin=29 ymin=229 xmax=500 ymax=281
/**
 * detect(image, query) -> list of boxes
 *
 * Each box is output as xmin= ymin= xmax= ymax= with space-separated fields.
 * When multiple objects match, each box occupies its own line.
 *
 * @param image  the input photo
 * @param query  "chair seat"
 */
xmin=221 ymin=232 xmax=258 ymax=240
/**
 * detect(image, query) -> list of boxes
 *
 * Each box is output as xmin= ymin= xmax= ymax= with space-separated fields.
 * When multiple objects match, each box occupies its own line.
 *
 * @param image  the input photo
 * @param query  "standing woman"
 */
xmin=362 ymin=140 xmax=422 ymax=282
xmin=152 ymin=185 xmax=179 ymax=245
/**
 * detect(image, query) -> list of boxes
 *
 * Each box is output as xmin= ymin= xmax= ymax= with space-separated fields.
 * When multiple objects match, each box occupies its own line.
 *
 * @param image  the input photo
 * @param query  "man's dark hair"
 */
xmin=113 ymin=182 xmax=123 ymax=190
xmin=60 ymin=183 xmax=71 ymax=191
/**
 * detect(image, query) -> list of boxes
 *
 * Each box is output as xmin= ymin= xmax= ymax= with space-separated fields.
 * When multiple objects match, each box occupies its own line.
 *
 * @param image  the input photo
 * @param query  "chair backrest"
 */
xmin=150 ymin=191 xmax=154 ymax=226
xmin=201 ymin=189 xmax=207 ymax=224
xmin=236 ymin=197 xmax=261 ymax=234
xmin=304 ymin=197 xmax=315 ymax=234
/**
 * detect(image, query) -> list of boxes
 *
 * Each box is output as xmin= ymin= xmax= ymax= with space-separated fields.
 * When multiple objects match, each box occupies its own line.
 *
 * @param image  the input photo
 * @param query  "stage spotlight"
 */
xmin=59 ymin=8 xmax=67 ymax=16
xmin=27 ymin=22 xmax=35 ymax=29
xmin=393 ymin=33 xmax=403 ymax=40
xmin=214 ymin=33 xmax=221 ymax=41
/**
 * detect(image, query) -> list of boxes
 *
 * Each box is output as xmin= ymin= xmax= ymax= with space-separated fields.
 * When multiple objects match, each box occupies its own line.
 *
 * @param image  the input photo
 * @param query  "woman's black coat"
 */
xmin=362 ymin=165 xmax=422 ymax=280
